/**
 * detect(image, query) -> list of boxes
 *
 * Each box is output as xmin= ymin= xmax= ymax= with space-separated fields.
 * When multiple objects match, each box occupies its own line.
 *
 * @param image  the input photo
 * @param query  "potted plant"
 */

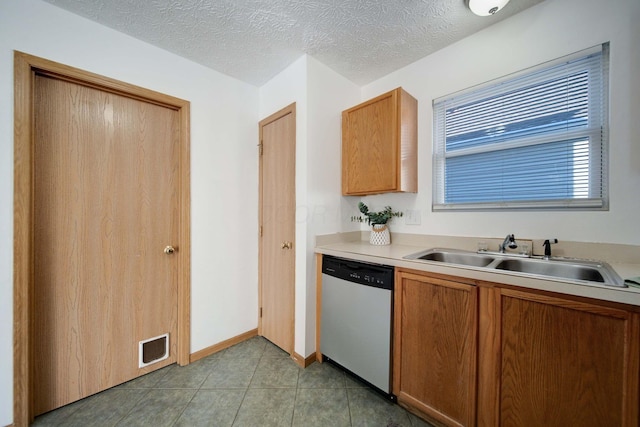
xmin=351 ymin=202 xmax=403 ymax=245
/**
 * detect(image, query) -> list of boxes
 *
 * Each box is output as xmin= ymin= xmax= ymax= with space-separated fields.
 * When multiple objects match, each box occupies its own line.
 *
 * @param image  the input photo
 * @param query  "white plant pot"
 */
xmin=369 ymin=224 xmax=391 ymax=246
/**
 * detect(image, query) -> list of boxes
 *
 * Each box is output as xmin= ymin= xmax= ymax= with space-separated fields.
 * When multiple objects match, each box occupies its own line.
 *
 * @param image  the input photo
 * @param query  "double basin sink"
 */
xmin=404 ymin=248 xmax=626 ymax=288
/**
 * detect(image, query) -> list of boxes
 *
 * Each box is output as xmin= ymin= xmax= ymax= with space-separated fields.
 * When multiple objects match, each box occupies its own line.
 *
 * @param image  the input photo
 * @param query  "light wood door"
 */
xmin=479 ymin=287 xmax=640 ymax=427
xmin=258 ymin=103 xmax=296 ymax=354
xmin=32 ymin=73 xmax=180 ymax=415
xmin=394 ymin=269 xmax=478 ymax=427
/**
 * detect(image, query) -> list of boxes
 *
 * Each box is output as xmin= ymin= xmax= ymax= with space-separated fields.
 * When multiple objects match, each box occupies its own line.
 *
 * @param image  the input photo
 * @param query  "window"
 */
xmin=433 ymin=43 xmax=609 ymax=210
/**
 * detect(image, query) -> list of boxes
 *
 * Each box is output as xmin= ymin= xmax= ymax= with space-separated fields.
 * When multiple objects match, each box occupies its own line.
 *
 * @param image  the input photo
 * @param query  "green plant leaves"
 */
xmin=352 ymin=202 xmax=403 ymax=225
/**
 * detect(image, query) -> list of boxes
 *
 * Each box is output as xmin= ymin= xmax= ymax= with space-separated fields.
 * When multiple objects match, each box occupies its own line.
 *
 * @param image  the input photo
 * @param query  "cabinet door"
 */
xmin=482 ymin=288 xmax=640 ymax=427
xmin=394 ymin=271 xmax=478 ymax=427
xmin=342 ymin=90 xmax=398 ymax=195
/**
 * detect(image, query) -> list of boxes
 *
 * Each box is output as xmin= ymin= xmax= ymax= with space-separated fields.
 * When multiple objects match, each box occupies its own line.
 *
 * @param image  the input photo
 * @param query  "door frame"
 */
xmin=13 ymin=51 xmax=191 ymax=425
xmin=257 ymin=103 xmax=296 ymax=354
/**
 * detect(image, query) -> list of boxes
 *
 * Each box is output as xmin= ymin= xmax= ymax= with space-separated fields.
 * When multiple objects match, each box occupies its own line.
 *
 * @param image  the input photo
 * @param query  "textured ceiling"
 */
xmin=42 ymin=0 xmax=545 ymax=86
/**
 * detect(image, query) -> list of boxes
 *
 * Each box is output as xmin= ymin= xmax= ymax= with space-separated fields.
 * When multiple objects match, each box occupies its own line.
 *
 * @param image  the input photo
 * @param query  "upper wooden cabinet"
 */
xmin=342 ymin=87 xmax=417 ymax=195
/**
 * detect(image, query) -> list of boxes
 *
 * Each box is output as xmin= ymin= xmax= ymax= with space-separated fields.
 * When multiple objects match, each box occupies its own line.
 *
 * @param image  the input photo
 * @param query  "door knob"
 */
xmin=164 ymin=246 xmax=176 ymax=255
xmin=281 ymin=241 xmax=292 ymax=250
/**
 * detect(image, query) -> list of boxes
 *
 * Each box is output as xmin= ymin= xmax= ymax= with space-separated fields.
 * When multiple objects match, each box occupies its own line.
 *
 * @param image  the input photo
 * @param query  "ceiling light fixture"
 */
xmin=467 ymin=0 xmax=510 ymax=16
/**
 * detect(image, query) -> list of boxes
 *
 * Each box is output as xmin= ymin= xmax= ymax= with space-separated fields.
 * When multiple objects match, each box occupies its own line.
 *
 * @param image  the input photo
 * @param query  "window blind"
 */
xmin=433 ymin=43 xmax=609 ymax=211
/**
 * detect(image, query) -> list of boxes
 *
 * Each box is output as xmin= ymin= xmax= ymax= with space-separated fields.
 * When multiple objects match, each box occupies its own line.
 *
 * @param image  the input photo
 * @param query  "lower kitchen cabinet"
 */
xmin=394 ymin=269 xmax=478 ymax=427
xmin=478 ymin=286 xmax=640 ymax=427
xmin=394 ymin=268 xmax=640 ymax=427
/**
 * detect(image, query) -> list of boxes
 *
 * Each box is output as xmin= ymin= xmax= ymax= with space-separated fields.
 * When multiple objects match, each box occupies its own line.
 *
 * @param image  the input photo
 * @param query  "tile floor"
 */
xmin=32 ymin=336 xmax=434 ymax=427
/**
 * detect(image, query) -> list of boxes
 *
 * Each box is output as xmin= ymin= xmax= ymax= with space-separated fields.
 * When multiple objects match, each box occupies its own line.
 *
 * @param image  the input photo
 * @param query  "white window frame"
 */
xmin=432 ymin=43 xmax=609 ymax=211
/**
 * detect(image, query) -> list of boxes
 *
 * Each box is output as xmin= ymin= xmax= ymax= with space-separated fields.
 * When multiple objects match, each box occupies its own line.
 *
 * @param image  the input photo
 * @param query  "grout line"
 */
xmin=291 ymin=364 xmax=301 ymax=426
xmin=230 ymin=387 xmax=250 ymax=427
xmin=115 ymin=388 xmax=153 ymax=426
xmin=170 ymin=387 xmax=199 ymax=426
xmin=346 ymin=385 xmax=354 ymax=427
xmin=229 ymin=341 xmax=263 ymax=425
xmin=289 ymin=386 xmax=299 ymax=427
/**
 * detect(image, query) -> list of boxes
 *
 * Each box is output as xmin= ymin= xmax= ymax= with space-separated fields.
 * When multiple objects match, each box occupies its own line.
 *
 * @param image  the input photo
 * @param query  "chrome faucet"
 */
xmin=499 ymin=234 xmax=518 ymax=253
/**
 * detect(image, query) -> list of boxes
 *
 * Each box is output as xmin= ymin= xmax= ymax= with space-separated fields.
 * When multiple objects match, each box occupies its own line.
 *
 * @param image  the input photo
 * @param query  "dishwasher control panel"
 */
xmin=322 ymin=255 xmax=393 ymax=290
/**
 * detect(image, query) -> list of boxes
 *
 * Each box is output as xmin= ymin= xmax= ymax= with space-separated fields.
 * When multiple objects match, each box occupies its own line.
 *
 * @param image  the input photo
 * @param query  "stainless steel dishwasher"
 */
xmin=320 ymin=255 xmax=394 ymax=398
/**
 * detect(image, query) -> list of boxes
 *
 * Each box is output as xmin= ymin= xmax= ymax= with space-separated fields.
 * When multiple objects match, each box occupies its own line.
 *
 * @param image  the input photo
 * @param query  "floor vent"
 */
xmin=139 ymin=333 xmax=169 ymax=368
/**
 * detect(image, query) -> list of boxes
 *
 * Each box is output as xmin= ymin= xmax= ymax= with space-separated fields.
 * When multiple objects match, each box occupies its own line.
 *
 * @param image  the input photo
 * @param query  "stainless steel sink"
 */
xmin=496 ymin=259 xmax=610 ymax=283
xmin=404 ymin=248 xmax=495 ymax=267
xmin=403 ymin=248 xmax=626 ymax=288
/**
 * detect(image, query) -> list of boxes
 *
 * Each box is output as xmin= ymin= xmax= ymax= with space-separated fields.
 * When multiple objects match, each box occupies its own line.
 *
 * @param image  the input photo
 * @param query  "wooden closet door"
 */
xmin=32 ymin=73 xmax=180 ymax=415
xmin=258 ymin=103 xmax=296 ymax=354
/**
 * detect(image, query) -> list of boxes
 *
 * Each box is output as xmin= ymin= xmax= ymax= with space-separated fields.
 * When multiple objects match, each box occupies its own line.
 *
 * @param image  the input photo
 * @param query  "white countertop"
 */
xmin=316 ymin=241 xmax=640 ymax=307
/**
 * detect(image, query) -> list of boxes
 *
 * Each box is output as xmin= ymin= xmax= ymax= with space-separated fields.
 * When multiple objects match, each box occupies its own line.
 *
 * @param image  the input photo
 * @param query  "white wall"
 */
xmin=358 ymin=0 xmax=640 ymax=246
xmin=304 ymin=57 xmax=360 ymax=355
xmin=0 ymin=1 xmax=259 ymax=424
